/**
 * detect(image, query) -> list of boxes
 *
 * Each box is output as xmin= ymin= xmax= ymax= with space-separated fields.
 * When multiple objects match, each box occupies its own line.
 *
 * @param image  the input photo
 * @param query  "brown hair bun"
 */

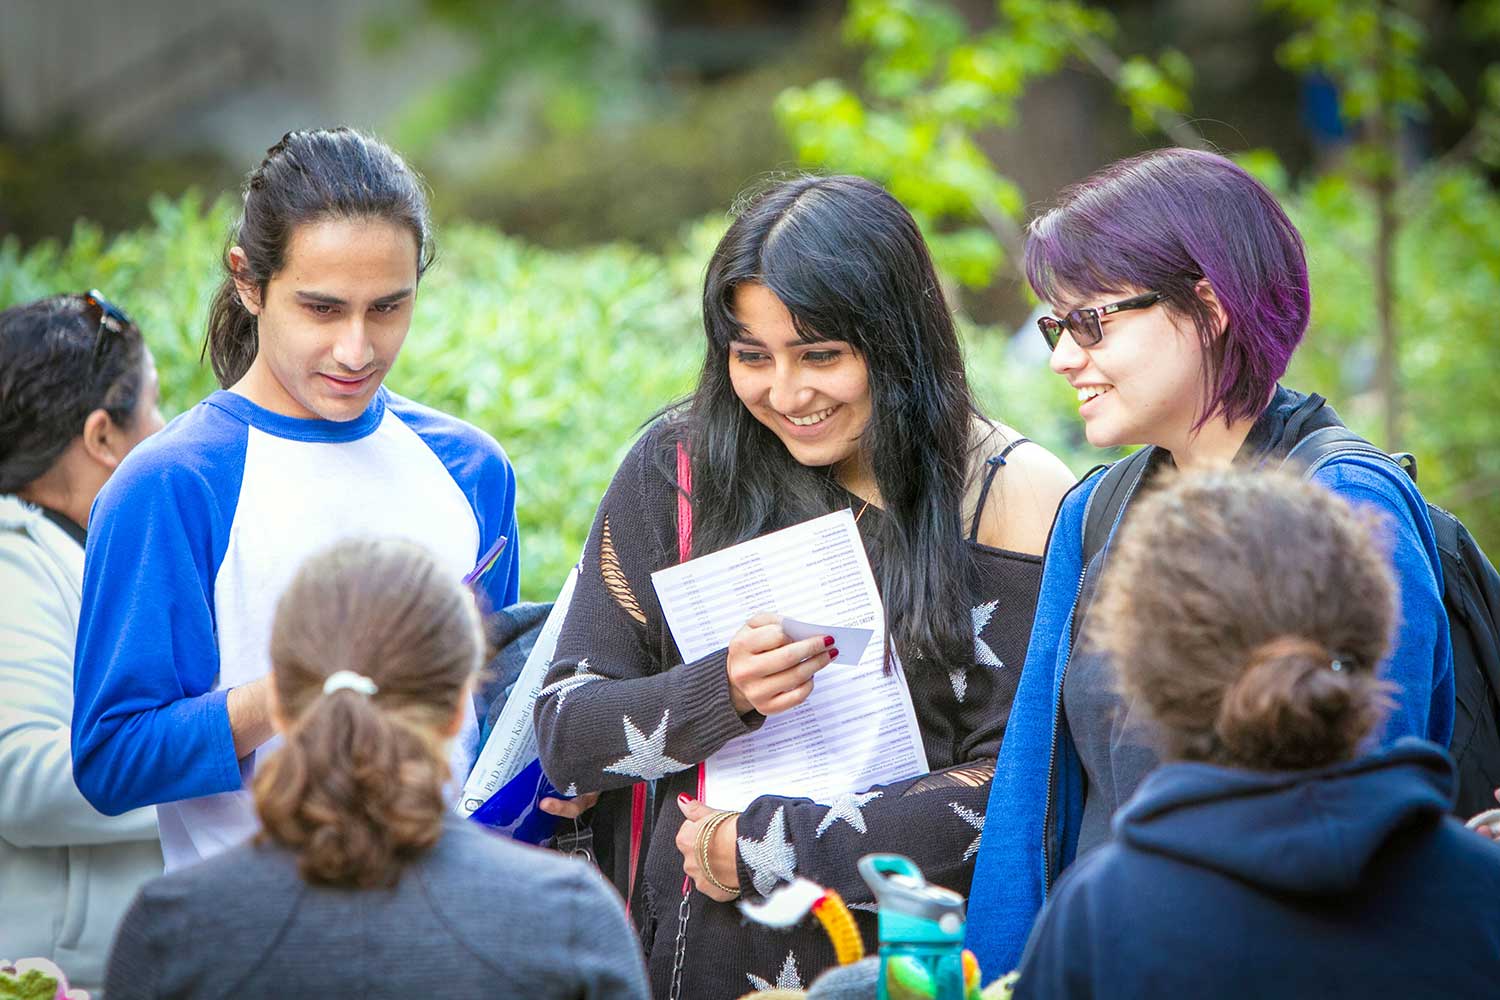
xmin=1215 ymin=636 xmax=1394 ymax=770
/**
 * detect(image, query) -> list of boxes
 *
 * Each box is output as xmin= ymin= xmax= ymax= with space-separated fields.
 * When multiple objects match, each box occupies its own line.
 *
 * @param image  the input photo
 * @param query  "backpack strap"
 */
xmin=1081 ymin=448 xmax=1156 ymax=568
xmin=1068 ymin=448 xmax=1155 ymax=653
xmin=1284 ymin=425 xmax=1389 ymax=475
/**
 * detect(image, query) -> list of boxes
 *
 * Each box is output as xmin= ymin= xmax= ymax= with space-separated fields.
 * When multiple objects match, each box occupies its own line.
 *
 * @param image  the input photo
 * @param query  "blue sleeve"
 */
xmin=1313 ymin=458 xmax=1454 ymax=747
xmin=387 ymin=393 xmax=521 ymax=612
xmin=72 ymin=417 xmax=247 ymax=815
xmin=966 ymin=475 xmax=1098 ymax=976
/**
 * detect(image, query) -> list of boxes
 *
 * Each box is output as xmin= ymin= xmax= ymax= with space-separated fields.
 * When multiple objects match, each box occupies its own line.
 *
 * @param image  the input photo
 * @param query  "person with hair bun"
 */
xmin=71 ymin=128 xmax=520 ymax=871
xmin=1009 ymin=470 xmax=1500 ymax=998
xmin=0 ymin=293 xmax=165 ymax=995
xmin=967 ymin=148 xmax=1454 ymax=971
xmin=104 ymin=537 xmax=649 ymax=1000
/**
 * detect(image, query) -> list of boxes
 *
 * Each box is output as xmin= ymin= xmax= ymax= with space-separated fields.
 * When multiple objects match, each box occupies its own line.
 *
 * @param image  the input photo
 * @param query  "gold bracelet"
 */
xmin=697 ymin=809 xmax=741 ymax=897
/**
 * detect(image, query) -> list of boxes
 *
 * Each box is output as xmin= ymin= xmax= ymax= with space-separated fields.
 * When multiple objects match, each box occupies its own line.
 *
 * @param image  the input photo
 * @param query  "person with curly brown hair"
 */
xmin=1012 ymin=471 xmax=1500 ymax=999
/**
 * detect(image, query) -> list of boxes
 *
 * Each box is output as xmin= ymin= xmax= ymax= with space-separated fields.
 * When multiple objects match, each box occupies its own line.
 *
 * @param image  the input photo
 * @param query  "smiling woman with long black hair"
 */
xmin=533 ymin=174 xmax=1075 ymax=998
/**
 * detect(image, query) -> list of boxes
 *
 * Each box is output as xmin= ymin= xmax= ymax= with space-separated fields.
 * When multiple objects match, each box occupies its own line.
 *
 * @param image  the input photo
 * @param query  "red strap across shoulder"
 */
xmin=676 ymin=440 xmax=693 ymax=563
xmin=627 ymin=441 xmax=701 ymax=909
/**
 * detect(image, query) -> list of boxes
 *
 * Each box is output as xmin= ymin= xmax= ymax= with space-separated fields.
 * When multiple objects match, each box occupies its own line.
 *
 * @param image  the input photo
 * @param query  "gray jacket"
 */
xmin=0 ymin=495 xmax=161 ymax=995
xmin=104 ymin=816 xmax=649 ymax=999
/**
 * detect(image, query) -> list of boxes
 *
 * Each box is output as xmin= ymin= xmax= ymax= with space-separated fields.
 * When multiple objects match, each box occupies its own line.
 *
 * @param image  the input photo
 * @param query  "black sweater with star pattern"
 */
xmin=534 ymin=422 xmax=1042 ymax=1000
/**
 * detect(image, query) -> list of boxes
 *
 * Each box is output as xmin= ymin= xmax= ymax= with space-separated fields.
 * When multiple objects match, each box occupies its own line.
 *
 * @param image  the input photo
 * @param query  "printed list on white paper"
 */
xmin=651 ymin=509 xmax=930 ymax=812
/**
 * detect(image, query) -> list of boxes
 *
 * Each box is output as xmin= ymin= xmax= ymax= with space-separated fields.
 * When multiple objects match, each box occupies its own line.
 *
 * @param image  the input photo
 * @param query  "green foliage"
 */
xmin=435 ymin=59 xmax=802 ymax=251
xmin=778 ymin=0 xmax=1191 ymax=287
xmin=1270 ymin=0 xmax=1429 ymax=125
xmin=0 ymin=195 xmax=703 ymax=600
xmin=775 ymin=0 xmax=1500 ymax=554
xmin=0 ymin=196 xmax=1106 ymax=600
xmin=0 ymin=969 xmax=60 ymax=1000
xmin=1268 ymin=158 xmax=1500 ymax=549
xmin=367 ymin=0 xmax=650 ymax=155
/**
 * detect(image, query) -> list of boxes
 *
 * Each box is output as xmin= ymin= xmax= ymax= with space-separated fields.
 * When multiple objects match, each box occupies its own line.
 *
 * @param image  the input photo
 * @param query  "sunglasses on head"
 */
xmin=81 ymin=289 xmax=134 ymax=366
xmin=1037 ymin=290 xmax=1163 ymax=351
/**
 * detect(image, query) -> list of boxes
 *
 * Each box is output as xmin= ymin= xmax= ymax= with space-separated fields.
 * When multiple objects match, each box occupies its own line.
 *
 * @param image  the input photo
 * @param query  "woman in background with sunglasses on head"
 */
xmin=964 ymin=147 xmax=1454 ymax=975
xmin=0 ymin=292 xmax=165 ymax=995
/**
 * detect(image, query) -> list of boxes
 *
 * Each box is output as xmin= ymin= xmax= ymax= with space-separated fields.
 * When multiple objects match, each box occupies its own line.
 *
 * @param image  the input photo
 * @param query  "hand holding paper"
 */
xmin=652 ymin=509 xmax=928 ymax=812
xmin=725 ymin=613 xmax=838 ymax=716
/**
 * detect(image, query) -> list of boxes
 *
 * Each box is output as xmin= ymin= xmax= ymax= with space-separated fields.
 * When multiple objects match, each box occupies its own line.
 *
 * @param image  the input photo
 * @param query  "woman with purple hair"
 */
xmin=964 ymin=147 xmax=1454 ymax=974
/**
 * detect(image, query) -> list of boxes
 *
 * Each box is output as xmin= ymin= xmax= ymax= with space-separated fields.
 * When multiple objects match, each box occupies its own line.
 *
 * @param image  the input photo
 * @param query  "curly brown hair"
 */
xmin=1086 ymin=469 xmax=1398 ymax=771
xmin=253 ymin=537 xmax=481 ymax=888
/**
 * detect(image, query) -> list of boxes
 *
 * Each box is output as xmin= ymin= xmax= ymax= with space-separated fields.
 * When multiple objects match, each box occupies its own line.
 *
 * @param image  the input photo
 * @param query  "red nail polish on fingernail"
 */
xmin=678 ymin=794 xmax=692 ymax=805
xmin=824 ymin=636 xmax=835 ymax=646
xmin=828 ymin=648 xmax=840 ymax=659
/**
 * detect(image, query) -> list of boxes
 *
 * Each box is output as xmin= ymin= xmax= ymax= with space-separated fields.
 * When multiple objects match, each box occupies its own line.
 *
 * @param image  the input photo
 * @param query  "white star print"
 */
xmin=602 ymin=710 xmax=690 ymax=780
xmin=951 ymin=801 xmax=985 ymax=861
xmin=562 ymin=783 xmax=579 ymax=797
xmin=738 ymin=806 xmax=797 ymax=896
xmin=746 ymin=950 xmax=803 ymax=991
xmin=815 ymin=790 xmax=883 ymax=837
xmin=972 ymin=600 xmax=1003 ymax=668
xmin=950 ymin=667 xmax=969 ymax=703
xmin=537 ymin=658 xmax=599 ymax=714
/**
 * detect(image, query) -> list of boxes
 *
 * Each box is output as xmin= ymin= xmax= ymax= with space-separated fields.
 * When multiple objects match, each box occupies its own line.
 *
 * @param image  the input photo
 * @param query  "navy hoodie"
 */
xmin=1014 ymin=740 xmax=1500 ymax=998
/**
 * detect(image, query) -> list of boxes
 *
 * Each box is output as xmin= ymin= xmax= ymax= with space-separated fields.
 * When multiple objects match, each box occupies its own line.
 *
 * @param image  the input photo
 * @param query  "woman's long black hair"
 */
xmin=670 ymin=175 xmax=983 ymax=672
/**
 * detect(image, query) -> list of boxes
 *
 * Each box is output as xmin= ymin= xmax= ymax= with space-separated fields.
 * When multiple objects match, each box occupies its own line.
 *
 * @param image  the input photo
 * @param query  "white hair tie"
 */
xmin=322 ymin=670 xmax=379 ymax=697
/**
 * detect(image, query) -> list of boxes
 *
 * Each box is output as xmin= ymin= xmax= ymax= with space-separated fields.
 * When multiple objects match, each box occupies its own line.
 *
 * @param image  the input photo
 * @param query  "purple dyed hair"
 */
xmin=1024 ymin=147 xmax=1311 ymax=429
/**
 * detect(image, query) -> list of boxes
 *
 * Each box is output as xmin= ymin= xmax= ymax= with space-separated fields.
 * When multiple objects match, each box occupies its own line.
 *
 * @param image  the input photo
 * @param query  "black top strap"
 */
xmin=969 ymin=438 xmax=1032 ymax=542
xmin=996 ymin=436 xmax=1031 ymax=464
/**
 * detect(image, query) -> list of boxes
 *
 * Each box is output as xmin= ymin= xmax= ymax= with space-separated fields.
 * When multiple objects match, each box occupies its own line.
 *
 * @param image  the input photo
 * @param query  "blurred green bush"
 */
xmin=0 ymin=194 xmax=705 ymax=600
xmin=1 ymin=188 xmax=1493 ymax=602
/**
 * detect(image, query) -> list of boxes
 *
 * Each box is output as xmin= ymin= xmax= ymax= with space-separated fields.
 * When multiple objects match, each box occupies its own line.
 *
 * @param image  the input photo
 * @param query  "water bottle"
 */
xmin=858 ymin=854 xmax=968 ymax=1000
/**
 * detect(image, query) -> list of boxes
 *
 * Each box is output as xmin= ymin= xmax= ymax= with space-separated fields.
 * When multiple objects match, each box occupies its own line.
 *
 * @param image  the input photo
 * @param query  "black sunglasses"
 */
xmin=81 ymin=289 xmax=134 ymax=366
xmin=1037 ymin=291 xmax=1163 ymax=351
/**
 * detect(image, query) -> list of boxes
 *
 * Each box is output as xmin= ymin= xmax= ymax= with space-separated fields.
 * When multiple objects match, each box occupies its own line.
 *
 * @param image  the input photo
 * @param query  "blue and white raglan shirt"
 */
xmin=72 ymin=388 xmax=519 ymax=871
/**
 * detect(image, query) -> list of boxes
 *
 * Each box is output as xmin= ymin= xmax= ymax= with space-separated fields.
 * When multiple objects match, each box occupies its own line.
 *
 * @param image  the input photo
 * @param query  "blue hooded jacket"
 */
xmin=1012 ymin=741 xmax=1500 ymax=998
xmin=965 ymin=387 xmax=1455 ymax=974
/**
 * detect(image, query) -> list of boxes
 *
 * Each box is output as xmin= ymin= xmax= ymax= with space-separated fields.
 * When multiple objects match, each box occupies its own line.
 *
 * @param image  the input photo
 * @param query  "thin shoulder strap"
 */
xmin=968 ymin=437 xmax=1031 ymax=542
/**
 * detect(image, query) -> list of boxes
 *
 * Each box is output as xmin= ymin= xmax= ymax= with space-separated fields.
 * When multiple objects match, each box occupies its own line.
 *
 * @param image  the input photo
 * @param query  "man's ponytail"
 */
xmin=203 ymin=276 xmax=259 ymax=388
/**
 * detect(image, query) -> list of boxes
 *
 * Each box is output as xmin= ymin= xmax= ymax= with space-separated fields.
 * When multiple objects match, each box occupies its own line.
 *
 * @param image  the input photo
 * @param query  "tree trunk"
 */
xmin=1371 ymin=4 xmax=1401 ymax=450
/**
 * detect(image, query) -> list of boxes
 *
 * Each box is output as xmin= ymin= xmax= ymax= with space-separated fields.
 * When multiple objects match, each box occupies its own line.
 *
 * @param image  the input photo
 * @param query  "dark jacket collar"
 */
xmin=37 ymin=504 xmax=86 ymax=548
xmin=1113 ymin=739 xmax=1455 ymax=895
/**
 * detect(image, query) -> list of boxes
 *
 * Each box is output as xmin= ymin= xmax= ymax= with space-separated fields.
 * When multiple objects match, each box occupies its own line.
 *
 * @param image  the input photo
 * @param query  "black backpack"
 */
xmin=1075 ymin=423 xmax=1500 ymax=817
